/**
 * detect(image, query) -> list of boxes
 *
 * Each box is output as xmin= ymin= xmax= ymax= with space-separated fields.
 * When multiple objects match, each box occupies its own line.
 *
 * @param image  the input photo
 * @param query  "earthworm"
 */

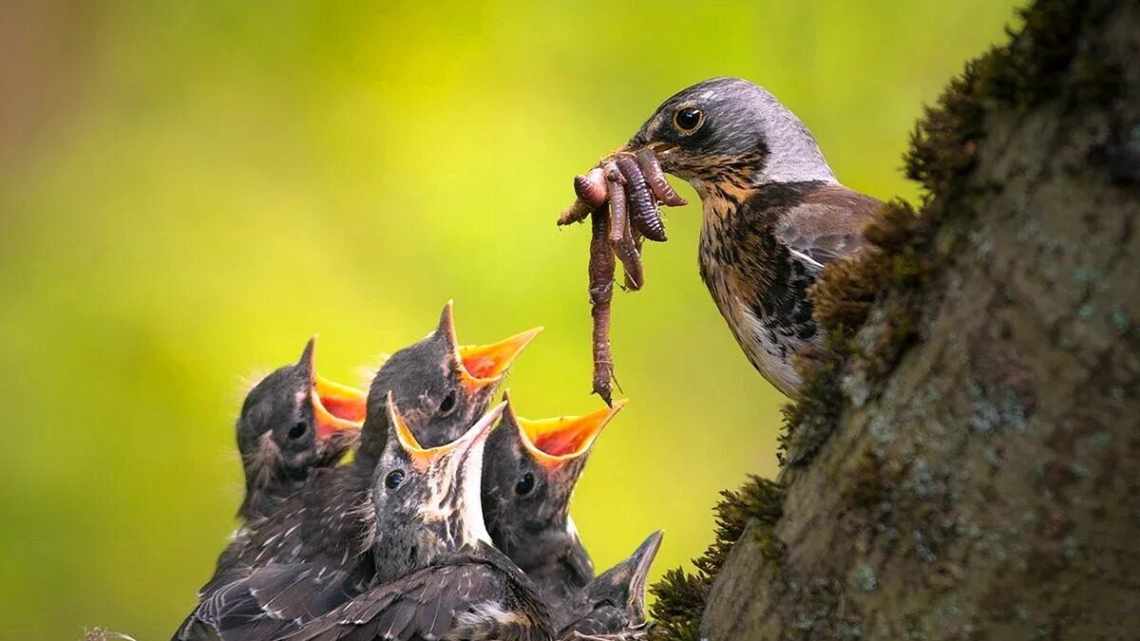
xmin=558 ymin=169 xmax=608 ymax=226
xmin=623 ymin=225 xmax=644 ymax=291
xmin=617 ymin=154 xmax=666 ymax=242
xmin=588 ymin=208 xmax=615 ymax=406
xmin=575 ymin=167 xmax=608 ymax=207
xmin=606 ymin=164 xmax=643 ymax=290
xmin=636 ymin=148 xmax=687 ymax=206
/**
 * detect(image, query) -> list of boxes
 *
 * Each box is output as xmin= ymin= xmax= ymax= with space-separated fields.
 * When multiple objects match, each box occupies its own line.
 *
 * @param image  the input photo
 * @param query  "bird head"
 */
xmin=357 ymin=301 xmax=540 ymax=463
xmin=481 ymin=393 xmax=625 ymax=583
xmin=625 ymin=77 xmax=835 ymax=196
xmin=236 ymin=337 xmax=365 ymax=514
xmin=560 ymin=531 xmax=663 ymax=637
xmin=370 ymin=393 xmax=503 ymax=583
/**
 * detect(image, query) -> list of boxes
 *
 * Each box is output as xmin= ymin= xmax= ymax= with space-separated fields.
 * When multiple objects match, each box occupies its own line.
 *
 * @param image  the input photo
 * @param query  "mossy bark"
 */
xmin=697 ymin=1 xmax=1140 ymax=639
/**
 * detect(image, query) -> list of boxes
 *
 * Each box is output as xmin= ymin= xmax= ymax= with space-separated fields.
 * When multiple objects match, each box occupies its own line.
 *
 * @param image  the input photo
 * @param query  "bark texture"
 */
xmin=688 ymin=1 xmax=1140 ymax=639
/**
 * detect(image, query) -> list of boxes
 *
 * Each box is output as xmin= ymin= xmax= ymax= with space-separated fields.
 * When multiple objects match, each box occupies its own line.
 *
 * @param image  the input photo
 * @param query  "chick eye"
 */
xmin=288 ymin=421 xmax=308 ymax=440
xmin=673 ymin=107 xmax=704 ymax=133
xmin=514 ymin=472 xmax=536 ymax=496
xmin=438 ymin=390 xmax=457 ymax=415
xmin=385 ymin=469 xmax=405 ymax=490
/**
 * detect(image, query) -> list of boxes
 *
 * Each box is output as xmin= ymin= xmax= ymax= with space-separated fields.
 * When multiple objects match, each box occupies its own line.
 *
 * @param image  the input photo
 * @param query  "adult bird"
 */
xmin=557 ymin=530 xmax=663 ymax=640
xmin=578 ymin=77 xmax=881 ymax=397
xmin=173 ymin=305 xmax=539 ymax=640
xmin=284 ymin=395 xmax=554 ymax=641
xmin=482 ymin=393 xmax=625 ymax=606
xmin=233 ymin=337 xmax=365 ymax=522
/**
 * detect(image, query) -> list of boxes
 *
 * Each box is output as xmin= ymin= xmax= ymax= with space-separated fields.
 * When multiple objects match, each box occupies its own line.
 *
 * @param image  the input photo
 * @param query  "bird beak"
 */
xmin=514 ymin=400 xmax=627 ymax=470
xmin=313 ymin=376 xmax=367 ymax=423
xmin=625 ymin=530 xmax=664 ymax=614
xmin=437 ymin=300 xmax=542 ymax=392
xmin=457 ymin=327 xmax=543 ymax=385
xmin=301 ymin=336 xmax=366 ymax=440
xmin=588 ymin=530 xmax=663 ymax=618
xmin=386 ymin=392 xmax=504 ymax=473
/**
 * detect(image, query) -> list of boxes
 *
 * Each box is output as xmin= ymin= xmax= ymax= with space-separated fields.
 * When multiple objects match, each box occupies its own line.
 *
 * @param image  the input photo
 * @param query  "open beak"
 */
xmin=386 ymin=391 xmax=505 ymax=472
xmin=458 ymin=327 xmax=543 ymax=381
xmin=314 ymin=375 xmax=367 ymax=422
xmin=300 ymin=336 xmax=366 ymax=440
xmin=437 ymin=300 xmax=542 ymax=391
xmin=515 ymin=400 xmax=627 ymax=469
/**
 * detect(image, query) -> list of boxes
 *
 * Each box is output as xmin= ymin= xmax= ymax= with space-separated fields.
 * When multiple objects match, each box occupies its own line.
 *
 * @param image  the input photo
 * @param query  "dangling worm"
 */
xmin=588 ymin=207 xmax=615 ymax=406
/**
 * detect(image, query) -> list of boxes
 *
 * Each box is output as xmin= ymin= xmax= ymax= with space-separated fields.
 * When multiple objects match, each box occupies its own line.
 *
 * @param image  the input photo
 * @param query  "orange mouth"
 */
xmin=439 ymin=301 xmax=542 ymax=393
xmin=458 ymin=327 xmax=544 ymax=381
xmin=515 ymin=400 xmax=627 ymax=468
xmin=302 ymin=336 xmax=366 ymax=440
xmin=314 ymin=375 xmax=367 ymax=422
xmin=386 ymin=391 xmax=504 ymax=472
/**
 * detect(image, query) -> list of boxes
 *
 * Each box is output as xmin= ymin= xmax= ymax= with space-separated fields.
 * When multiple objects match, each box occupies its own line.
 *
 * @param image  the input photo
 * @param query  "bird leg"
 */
xmin=616 ymin=154 xmax=667 ymax=242
xmin=635 ymin=148 xmax=687 ymax=206
xmin=588 ymin=207 xmax=616 ymax=406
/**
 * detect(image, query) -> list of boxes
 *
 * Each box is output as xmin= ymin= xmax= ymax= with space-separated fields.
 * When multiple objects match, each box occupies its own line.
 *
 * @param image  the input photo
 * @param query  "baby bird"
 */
xmin=557 ymin=531 xmax=663 ymax=640
xmin=234 ymin=337 xmax=365 ymax=521
xmin=353 ymin=300 xmax=542 ymax=469
xmin=482 ymin=394 xmax=625 ymax=606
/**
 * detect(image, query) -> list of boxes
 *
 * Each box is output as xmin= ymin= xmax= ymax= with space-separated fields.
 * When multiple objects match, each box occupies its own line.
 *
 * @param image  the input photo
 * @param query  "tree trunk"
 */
xmin=691 ymin=1 xmax=1140 ymax=639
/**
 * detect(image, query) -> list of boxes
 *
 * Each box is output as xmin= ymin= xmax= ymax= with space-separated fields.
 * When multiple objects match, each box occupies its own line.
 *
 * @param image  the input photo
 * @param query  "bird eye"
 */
xmin=514 ymin=472 xmax=536 ymax=496
xmin=438 ymin=390 xmax=457 ymax=415
xmin=288 ymin=421 xmax=308 ymax=440
xmin=385 ymin=469 xmax=405 ymax=490
xmin=673 ymin=107 xmax=704 ymax=133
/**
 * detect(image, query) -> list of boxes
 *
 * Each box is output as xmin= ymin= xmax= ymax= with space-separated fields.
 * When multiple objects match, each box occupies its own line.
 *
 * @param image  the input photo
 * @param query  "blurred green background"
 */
xmin=1 ymin=1 xmax=1022 ymax=638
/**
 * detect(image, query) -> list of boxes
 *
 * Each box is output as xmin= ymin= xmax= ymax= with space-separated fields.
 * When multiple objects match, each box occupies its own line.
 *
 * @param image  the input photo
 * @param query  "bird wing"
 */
xmin=773 ymin=184 xmax=881 ymax=272
xmin=281 ymin=558 xmax=550 ymax=641
xmin=176 ymin=560 xmax=368 ymax=641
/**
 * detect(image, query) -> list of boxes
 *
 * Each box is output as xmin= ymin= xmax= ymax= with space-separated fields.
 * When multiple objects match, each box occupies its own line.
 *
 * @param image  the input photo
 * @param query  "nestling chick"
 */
xmin=557 ymin=530 xmax=663 ymax=640
xmin=482 ymin=393 xmax=625 ymax=606
xmin=354 ymin=300 xmax=542 ymax=469
xmin=234 ymin=337 xmax=365 ymax=521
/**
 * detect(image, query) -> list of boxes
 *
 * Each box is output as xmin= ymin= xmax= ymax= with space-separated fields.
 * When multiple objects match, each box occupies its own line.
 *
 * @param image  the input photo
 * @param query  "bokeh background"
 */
xmin=1 ymin=1 xmax=1023 ymax=638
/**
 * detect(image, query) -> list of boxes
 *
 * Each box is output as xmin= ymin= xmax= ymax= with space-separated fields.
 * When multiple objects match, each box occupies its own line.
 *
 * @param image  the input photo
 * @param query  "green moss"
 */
xmin=783 ymin=0 xmax=1123 ymax=468
xmin=648 ymin=476 xmax=785 ymax=641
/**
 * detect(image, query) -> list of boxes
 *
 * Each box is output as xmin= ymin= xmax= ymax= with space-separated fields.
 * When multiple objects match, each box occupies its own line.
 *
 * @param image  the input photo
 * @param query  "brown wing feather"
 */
xmin=774 ymin=184 xmax=881 ymax=269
